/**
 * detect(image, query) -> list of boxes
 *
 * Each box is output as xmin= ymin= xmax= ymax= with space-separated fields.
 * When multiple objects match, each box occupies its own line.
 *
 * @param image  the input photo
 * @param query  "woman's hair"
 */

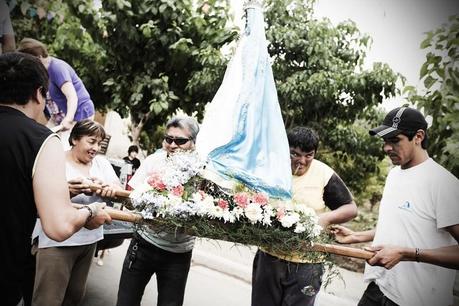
xmin=165 ymin=116 xmax=200 ymax=142
xmin=68 ymin=119 xmax=106 ymax=146
xmin=0 ymin=52 xmax=48 ymax=105
xmin=17 ymin=38 xmax=49 ymax=58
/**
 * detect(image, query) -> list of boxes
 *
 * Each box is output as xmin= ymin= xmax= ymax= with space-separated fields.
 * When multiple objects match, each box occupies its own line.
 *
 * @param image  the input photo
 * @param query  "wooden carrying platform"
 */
xmin=87 ymin=184 xmax=373 ymax=260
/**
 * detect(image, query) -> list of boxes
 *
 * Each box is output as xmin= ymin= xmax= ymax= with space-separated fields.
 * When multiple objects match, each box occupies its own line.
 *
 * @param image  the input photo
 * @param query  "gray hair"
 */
xmin=166 ymin=116 xmax=200 ymax=142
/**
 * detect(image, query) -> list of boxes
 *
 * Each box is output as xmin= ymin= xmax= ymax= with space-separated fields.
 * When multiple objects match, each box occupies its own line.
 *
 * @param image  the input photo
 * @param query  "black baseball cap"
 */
xmin=369 ymin=106 xmax=428 ymax=138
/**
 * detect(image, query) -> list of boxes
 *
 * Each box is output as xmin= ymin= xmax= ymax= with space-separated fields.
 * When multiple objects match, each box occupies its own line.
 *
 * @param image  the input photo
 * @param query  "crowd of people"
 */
xmin=0 ymin=8 xmax=458 ymax=306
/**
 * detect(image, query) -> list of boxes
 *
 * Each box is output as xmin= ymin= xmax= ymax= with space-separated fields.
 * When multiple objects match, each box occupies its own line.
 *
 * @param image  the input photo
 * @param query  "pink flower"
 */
xmin=198 ymin=190 xmax=206 ymax=200
xmin=171 ymin=184 xmax=184 ymax=197
xmin=217 ymin=199 xmax=229 ymax=209
xmin=233 ymin=192 xmax=249 ymax=208
xmin=276 ymin=208 xmax=285 ymax=220
xmin=252 ymin=193 xmax=268 ymax=206
xmin=147 ymin=174 xmax=166 ymax=191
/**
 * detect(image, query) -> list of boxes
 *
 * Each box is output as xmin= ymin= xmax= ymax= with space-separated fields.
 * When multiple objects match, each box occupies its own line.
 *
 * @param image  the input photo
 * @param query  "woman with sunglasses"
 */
xmin=32 ymin=120 xmax=122 ymax=306
xmin=117 ymin=116 xmax=199 ymax=306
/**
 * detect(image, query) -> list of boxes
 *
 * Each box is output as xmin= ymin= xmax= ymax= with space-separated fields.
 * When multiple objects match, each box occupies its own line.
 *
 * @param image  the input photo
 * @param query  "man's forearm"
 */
xmin=403 ymin=245 xmax=459 ymax=269
xmin=352 ymin=229 xmax=375 ymax=243
xmin=319 ymin=202 xmax=357 ymax=226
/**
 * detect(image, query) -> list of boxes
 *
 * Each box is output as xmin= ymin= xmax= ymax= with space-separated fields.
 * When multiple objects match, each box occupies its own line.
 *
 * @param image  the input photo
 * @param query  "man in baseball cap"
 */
xmin=369 ymin=106 xmax=429 ymax=168
xmin=331 ymin=106 xmax=459 ymax=306
xmin=369 ymin=106 xmax=428 ymax=139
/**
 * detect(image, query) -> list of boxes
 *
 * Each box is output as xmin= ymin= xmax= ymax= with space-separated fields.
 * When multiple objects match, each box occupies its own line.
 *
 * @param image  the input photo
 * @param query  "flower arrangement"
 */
xmin=130 ymin=151 xmax=325 ymax=255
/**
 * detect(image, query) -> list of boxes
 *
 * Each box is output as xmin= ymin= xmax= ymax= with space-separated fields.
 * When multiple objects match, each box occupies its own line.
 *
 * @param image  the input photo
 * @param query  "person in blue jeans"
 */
xmin=116 ymin=116 xmax=199 ymax=306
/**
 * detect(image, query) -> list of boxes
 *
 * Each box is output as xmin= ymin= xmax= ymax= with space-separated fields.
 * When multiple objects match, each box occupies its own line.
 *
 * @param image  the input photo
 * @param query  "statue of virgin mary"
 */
xmin=196 ymin=0 xmax=292 ymax=199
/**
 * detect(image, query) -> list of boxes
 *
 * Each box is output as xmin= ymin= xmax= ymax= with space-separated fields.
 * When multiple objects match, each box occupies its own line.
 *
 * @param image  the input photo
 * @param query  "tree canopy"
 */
xmin=12 ymin=0 xmax=404 ymax=200
xmin=406 ymin=15 xmax=459 ymax=177
xmin=12 ymin=0 xmax=238 ymax=150
xmin=264 ymin=0 xmax=401 ymax=198
xmin=66 ymin=0 xmax=237 ymax=148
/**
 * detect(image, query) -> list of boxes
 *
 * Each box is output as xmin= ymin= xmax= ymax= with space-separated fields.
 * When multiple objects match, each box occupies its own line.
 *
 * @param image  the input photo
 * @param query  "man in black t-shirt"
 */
xmin=251 ymin=127 xmax=358 ymax=306
xmin=123 ymin=145 xmax=141 ymax=173
xmin=0 ymin=53 xmax=111 ymax=306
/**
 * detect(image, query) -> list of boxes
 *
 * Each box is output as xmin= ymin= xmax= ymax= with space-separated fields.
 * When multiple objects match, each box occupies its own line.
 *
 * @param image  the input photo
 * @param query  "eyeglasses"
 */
xmin=164 ymin=135 xmax=191 ymax=146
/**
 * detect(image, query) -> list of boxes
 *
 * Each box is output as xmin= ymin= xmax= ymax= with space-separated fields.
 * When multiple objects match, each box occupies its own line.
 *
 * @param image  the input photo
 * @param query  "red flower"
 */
xmin=147 ymin=174 xmax=166 ymax=191
xmin=217 ymin=199 xmax=229 ymax=209
xmin=234 ymin=192 xmax=249 ymax=208
xmin=171 ymin=184 xmax=185 ymax=197
xmin=252 ymin=193 xmax=268 ymax=206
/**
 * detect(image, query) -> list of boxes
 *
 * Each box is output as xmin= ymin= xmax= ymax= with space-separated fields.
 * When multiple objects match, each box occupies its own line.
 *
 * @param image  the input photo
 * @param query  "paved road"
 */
xmin=82 ymin=239 xmax=367 ymax=306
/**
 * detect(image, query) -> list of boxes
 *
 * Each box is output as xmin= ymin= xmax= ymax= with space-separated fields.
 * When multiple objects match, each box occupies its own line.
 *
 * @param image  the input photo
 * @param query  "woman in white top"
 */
xmin=32 ymin=120 xmax=122 ymax=306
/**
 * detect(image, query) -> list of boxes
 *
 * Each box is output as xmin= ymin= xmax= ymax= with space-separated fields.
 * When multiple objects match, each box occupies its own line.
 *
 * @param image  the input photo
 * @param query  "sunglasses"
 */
xmin=164 ymin=135 xmax=191 ymax=146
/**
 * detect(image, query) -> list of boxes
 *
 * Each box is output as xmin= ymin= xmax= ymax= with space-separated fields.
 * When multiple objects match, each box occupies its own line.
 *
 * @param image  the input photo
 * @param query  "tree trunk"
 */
xmin=130 ymin=111 xmax=151 ymax=146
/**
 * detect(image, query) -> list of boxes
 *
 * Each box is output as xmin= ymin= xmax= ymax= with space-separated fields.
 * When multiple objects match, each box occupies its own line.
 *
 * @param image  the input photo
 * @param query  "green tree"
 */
xmin=12 ymin=0 xmax=237 ymax=150
xmin=12 ymin=0 xmax=401 ymax=200
xmin=65 ymin=0 xmax=237 ymax=149
xmin=406 ymin=15 xmax=459 ymax=177
xmin=264 ymin=0 xmax=401 ymax=199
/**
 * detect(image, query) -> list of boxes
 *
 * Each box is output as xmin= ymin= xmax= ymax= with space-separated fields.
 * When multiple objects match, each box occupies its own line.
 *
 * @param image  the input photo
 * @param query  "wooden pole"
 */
xmin=88 ymin=183 xmax=131 ymax=198
xmin=310 ymin=243 xmax=373 ymax=260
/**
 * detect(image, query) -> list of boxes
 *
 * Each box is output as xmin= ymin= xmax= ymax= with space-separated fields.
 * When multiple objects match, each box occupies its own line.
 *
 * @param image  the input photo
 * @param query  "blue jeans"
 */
xmin=251 ymin=250 xmax=324 ymax=306
xmin=116 ymin=236 xmax=192 ymax=306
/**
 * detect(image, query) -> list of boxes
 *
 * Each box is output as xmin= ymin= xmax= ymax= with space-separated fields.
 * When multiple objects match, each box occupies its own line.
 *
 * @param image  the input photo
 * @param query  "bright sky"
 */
xmin=229 ymin=0 xmax=459 ymax=109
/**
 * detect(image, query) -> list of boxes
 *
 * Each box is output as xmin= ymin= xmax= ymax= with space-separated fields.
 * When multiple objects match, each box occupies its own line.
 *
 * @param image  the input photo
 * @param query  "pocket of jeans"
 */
xmin=296 ymin=264 xmax=324 ymax=297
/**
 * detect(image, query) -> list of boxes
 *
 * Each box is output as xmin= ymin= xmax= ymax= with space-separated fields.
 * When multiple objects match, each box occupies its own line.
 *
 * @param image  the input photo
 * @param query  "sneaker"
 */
xmin=97 ymin=258 xmax=104 ymax=266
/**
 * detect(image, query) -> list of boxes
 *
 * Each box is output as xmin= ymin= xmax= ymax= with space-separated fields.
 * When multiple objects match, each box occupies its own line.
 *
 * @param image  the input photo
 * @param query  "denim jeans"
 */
xmin=116 ymin=236 xmax=192 ymax=306
xmin=251 ymin=250 xmax=324 ymax=306
xmin=358 ymin=282 xmax=399 ymax=306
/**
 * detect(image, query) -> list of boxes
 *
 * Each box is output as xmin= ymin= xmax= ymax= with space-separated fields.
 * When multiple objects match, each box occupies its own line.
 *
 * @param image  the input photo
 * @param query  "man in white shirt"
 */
xmin=332 ymin=106 xmax=459 ymax=306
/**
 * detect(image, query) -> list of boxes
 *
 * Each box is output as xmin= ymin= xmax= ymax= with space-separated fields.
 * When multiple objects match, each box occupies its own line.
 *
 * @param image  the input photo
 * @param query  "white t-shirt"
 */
xmin=128 ymin=150 xmax=195 ymax=253
xmin=364 ymin=158 xmax=459 ymax=306
xmin=34 ymin=155 xmax=120 ymax=248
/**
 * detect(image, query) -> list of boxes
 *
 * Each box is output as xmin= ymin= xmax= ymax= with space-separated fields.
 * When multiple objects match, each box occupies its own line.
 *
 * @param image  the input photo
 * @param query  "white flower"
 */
xmin=294 ymin=204 xmax=317 ymax=217
xmin=262 ymin=213 xmax=272 ymax=226
xmin=201 ymin=195 xmax=215 ymax=209
xmin=232 ymin=207 xmax=245 ymax=220
xmin=244 ymin=203 xmax=263 ymax=224
xmin=165 ymin=194 xmax=183 ymax=207
xmin=261 ymin=205 xmax=275 ymax=226
xmin=209 ymin=205 xmax=225 ymax=219
xmin=129 ymin=183 xmax=153 ymax=205
xmin=222 ymin=209 xmax=236 ymax=223
xmin=191 ymin=192 xmax=203 ymax=203
xmin=294 ymin=222 xmax=306 ymax=233
xmin=280 ymin=212 xmax=300 ymax=228
xmin=311 ymin=224 xmax=323 ymax=237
